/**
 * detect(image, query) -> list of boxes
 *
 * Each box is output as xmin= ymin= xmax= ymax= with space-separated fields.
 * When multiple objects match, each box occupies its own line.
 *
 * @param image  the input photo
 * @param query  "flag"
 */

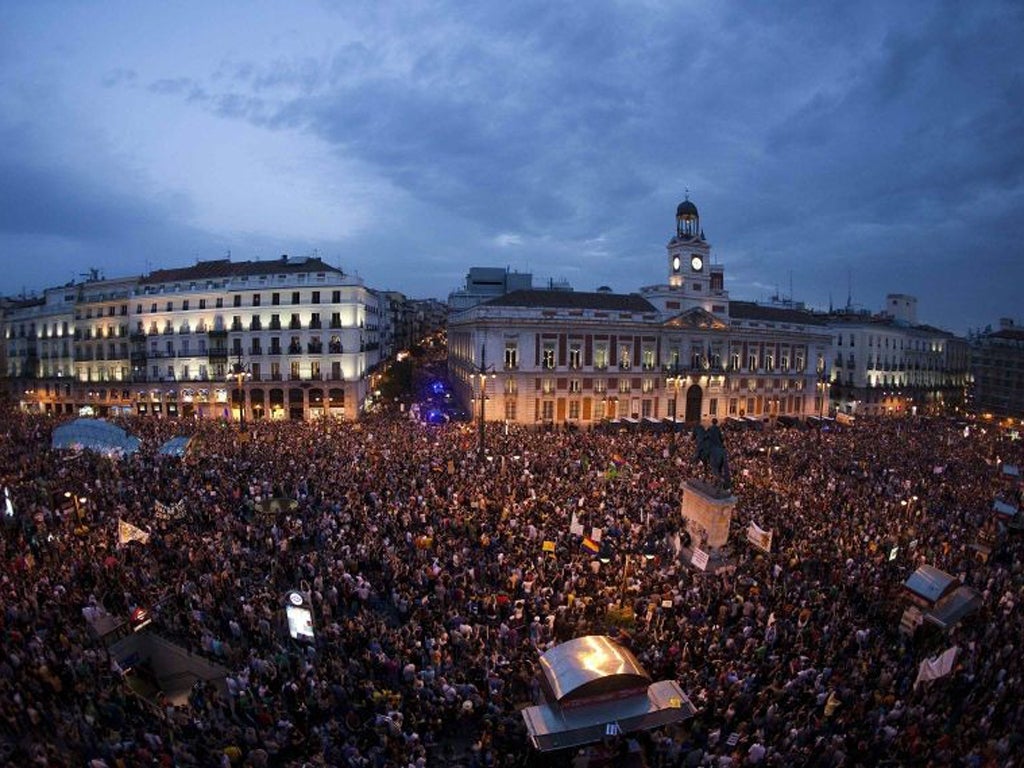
xmin=746 ymin=521 xmax=772 ymax=553
xmin=914 ymin=646 xmax=958 ymax=689
xmin=611 ymin=454 xmax=627 ymax=468
xmin=542 ymin=540 xmax=556 ymax=553
xmin=582 ymin=537 xmax=600 ymax=553
xmin=118 ymin=519 xmax=150 ymax=546
xmin=824 ymin=691 xmax=841 ymax=717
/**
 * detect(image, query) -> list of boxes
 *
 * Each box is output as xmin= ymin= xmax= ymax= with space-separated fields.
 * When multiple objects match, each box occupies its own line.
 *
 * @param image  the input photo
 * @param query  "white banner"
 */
xmin=691 ymin=548 xmax=709 ymax=571
xmin=914 ymin=646 xmax=958 ymax=689
xmin=746 ymin=521 xmax=773 ymax=553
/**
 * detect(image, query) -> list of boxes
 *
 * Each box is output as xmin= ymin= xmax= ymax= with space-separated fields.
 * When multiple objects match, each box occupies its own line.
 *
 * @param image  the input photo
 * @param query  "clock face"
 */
xmin=672 ymin=255 xmax=681 ymax=272
xmin=690 ymin=255 xmax=703 ymax=271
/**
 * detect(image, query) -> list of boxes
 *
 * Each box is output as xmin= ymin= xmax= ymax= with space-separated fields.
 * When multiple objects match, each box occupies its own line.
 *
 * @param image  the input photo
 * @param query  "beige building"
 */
xmin=4 ymin=256 xmax=383 ymax=420
xmin=448 ymin=199 xmax=834 ymax=427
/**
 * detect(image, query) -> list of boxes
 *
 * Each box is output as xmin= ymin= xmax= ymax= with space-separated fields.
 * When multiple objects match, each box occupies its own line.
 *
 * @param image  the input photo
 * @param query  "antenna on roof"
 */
xmin=846 ymin=269 xmax=853 ymax=310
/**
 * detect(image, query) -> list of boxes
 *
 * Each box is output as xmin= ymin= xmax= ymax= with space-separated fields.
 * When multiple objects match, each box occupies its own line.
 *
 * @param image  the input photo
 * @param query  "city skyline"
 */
xmin=2 ymin=1 xmax=1022 ymax=335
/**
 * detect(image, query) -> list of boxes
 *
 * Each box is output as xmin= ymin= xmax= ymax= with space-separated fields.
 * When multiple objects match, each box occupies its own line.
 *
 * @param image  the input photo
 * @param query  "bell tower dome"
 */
xmin=668 ymin=195 xmax=710 ymax=288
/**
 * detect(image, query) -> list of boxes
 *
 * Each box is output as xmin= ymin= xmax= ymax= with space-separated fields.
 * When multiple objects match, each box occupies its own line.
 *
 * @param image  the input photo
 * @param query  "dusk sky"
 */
xmin=1 ymin=1 xmax=1021 ymax=335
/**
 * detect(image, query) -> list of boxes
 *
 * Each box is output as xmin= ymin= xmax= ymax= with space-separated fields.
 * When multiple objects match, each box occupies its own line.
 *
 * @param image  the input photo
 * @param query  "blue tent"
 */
xmin=51 ymin=419 xmax=141 ymax=456
xmin=158 ymin=436 xmax=192 ymax=457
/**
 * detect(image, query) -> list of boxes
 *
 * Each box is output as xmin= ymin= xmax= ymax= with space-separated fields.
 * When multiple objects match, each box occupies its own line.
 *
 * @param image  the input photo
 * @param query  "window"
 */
xmin=332 ymin=290 xmax=341 ymax=303
xmin=641 ymin=399 xmax=652 ymax=417
xmin=569 ymin=344 xmax=582 ymax=369
xmin=251 ymin=314 xmax=262 ymax=330
xmin=618 ymin=345 xmax=631 ymax=369
xmin=311 ymin=291 xmax=320 ymax=304
xmin=233 ymin=295 xmax=242 ymax=307
xmin=216 ymin=298 xmax=223 ymax=309
xmin=708 ymin=398 xmax=718 ymax=417
xmin=199 ymin=299 xmax=206 ymax=310
xmin=748 ymin=353 xmax=758 ymax=371
xmin=594 ymin=379 xmax=607 ymax=394
xmin=150 ymin=303 xmax=157 ymax=313
xmin=730 ymin=351 xmax=740 ymax=371
xmin=182 ymin=300 xmax=190 ymax=311
xmin=311 ymin=360 xmax=321 ymax=379
xmin=253 ymin=294 xmax=261 ymax=307
xmin=166 ymin=301 xmax=173 ymax=312
xmin=290 ymin=361 xmax=301 ymax=379
xmin=541 ymin=400 xmax=554 ymax=421
xmin=310 ymin=312 xmax=321 ymax=329
xmin=594 ymin=344 xmax=608 ymax=369
xmin=569 ymin=379 xmax=582 ymax=393
xmin=504 ymin=342 xmax=518 ymax=370
xmin=505 ymin=400 xmax=517 ymax=420
xmin=618 ymin=379 xmax=631 ymax=393
xmin=642 ymin=378 xmax=654 ymax=393
xmin=764 ymin=353 xmax=774 ymax=371
xmin=292 ymin=291 xmax=300 ymax=305
xmin=642 ymin=348 xmax=655 ymax=370
xmin=504 ymin=378 xmax=518 ymax=395
xmin=290 ymin=313 xmax=301 ymax=330
xmin=569 ymin=400 xmax=580 ymax=419
xmin=542 ymin=343 xmax=556 ymax=369
xmin=542 ymin=378 xmax=555 ymax=394
xmin=272 ymin=292 xmax=280 ymax=306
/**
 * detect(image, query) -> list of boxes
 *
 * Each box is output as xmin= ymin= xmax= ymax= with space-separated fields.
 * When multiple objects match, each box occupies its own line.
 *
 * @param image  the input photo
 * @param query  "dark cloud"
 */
xmin=2 ymin=1 xmax=1022 ymax=334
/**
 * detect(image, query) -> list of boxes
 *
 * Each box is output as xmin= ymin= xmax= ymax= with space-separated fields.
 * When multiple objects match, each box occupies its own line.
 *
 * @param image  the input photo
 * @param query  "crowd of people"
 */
xmin=1 ymin=394 xmax=1022 ymax=767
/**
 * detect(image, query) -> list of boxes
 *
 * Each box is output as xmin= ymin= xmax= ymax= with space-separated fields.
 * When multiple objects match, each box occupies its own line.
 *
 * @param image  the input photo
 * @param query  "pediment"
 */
xmin=663 ymin=307 xmax=728 ymax=330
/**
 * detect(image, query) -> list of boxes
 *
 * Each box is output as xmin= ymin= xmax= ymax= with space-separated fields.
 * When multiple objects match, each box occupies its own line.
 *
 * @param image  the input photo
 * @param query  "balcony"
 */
xmin=250 ymin=320 xmax=262 ymax=331
xmin=287 ymin=344 xmax=302 ymax=355
xmin=307 ymin=343 xmax=323 ymax=354
xmin=328 ymin=343 xmax=343 ymax=354
xmin=269 ymin=347 xmax=282 ymax=356
xmin=309 ymin=319 xmax=322 ymax=329
xmin=289 ymin=320 xmax=302 ymax=330
xmin=329 ymin=319 xmax=343 ymax=329
xmin=249 ymin=347 xmax=263 ymax=356
xmin=269 ymin=320 xmax=282 ymax=330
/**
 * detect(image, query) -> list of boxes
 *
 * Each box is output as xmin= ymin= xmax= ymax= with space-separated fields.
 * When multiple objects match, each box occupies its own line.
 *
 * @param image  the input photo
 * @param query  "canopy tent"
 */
xmin=903 ymin=565 xmax=958 ymax=608
xmin=51 ymin=419 xmax=140 ymax=456
xmin=522 ymin=635 xmax=695 ymax=752
xmin=158 ymin=436 xmax=192 ymax=457
xmin=902 ymin=565 xmax=981 ymax=632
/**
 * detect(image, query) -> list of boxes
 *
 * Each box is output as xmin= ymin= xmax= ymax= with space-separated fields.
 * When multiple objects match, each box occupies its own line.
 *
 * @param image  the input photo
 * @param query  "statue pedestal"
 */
xmin=681 ymin=480 xmax=737 ymax=550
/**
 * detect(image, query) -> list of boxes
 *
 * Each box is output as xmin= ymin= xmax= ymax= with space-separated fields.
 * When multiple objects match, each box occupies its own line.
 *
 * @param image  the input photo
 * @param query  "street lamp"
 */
xmin=229 ymin=351 xmax=251 ymax=428
xmin=64 ymin=491 xmax=88 ymax=522
xmin=474 ymin=343 xmax=495 ymax=460
xmin=666 ymin=358 xmax=683 ymax=451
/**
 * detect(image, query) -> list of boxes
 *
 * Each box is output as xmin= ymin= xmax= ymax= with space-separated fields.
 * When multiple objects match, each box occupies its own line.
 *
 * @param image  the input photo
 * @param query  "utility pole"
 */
xmin=475 ymin=344 xmax=495 ymax=460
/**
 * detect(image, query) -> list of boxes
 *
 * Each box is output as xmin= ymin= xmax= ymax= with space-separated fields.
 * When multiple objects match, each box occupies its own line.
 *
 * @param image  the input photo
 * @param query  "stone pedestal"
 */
xmin=681 ymin=480 xmax=737 ymax=550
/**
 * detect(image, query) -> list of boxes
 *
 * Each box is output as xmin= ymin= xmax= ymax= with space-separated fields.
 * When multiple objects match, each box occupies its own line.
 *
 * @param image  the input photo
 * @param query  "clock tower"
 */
xmin=668 ymin=196 xmax=711 ymax=290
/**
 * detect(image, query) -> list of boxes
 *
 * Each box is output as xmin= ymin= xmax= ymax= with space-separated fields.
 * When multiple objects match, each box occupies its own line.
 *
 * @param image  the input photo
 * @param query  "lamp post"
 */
xmin=229 ymin=351 xmax=251 ymax=428
xmin=474 ymin=343 xmax=495 ymax=460
xmin=64 ymin=491 xmax=88 ymax=522
xmin=667 ymin=358 xmax=683 ymax=452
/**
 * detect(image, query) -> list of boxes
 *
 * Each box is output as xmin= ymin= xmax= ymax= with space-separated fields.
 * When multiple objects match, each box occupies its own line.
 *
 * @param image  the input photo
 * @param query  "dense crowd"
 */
xmin=1 ymin=398 xmax=1022 ymax=767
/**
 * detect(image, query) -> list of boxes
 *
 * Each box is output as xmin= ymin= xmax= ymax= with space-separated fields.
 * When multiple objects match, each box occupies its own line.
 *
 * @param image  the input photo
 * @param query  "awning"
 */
xmin=925 ymin=586 xmax=982 ymax=630
xmin=903 ymin=564 xmax=958 ymax=606
xmin=522 ymin=680 xmax=695 ymax=752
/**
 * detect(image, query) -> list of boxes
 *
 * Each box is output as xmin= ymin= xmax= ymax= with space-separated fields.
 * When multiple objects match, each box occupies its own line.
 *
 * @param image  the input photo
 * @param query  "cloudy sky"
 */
xmin=1 ymin=1 xmax=1021 ymax=334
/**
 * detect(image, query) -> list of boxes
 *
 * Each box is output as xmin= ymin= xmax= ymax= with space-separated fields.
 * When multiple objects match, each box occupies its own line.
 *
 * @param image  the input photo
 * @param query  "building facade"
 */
xmin=448 ymin=199 xmax=834 ymax=427
xmin=826 ymin=296 xmax=971 ymax=417
xmin=3 ymin=256 xmax=386 ymax=420
xmin=971 ymin=318 xmax=1024 ymax=419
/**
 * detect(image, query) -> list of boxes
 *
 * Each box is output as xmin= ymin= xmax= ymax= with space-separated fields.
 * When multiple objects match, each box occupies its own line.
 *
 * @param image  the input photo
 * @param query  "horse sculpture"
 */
xmin=693 ymin=419 xmax=731 ymax=491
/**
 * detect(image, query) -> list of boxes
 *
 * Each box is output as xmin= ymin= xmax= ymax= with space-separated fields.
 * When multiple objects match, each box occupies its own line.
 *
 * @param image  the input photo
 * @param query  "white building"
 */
xmin=448 ymin=199 xmax=834 ymax=427
xmin=4 ymin=255 xmax=383 ymax=420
